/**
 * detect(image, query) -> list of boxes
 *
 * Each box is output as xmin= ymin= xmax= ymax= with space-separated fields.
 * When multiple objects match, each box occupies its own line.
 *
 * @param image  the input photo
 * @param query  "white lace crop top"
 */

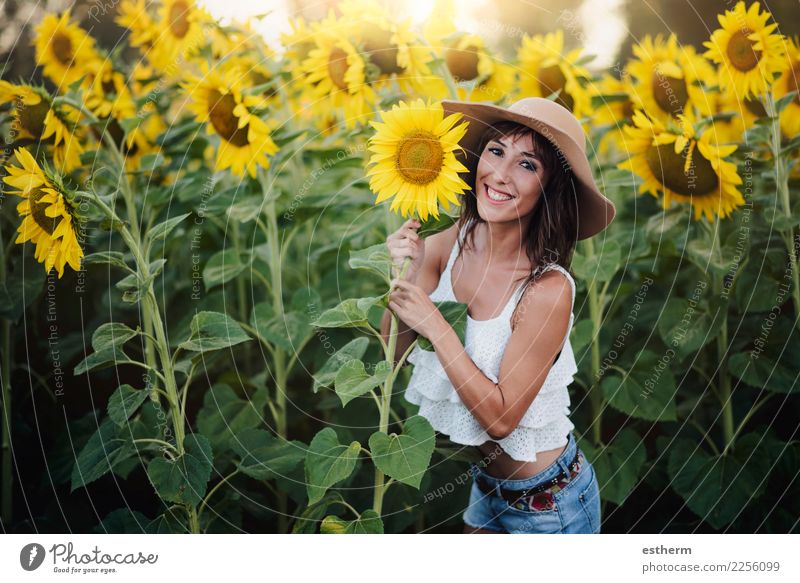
xmin=404 ymin=220 xmax=578 ymax=462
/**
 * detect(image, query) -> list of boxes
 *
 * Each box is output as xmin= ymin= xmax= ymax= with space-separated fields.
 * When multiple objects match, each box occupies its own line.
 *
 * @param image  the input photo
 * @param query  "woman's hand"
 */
xmin=388 ymin=278 xmax=446 ymax=339
xmin=386 ymin=218 xmax=424 ymax=281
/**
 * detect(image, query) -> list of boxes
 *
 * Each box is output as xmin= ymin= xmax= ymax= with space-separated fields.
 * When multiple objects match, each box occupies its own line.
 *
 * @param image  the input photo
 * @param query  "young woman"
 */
xmin=381 ymin=97 xmax=616 ymax=534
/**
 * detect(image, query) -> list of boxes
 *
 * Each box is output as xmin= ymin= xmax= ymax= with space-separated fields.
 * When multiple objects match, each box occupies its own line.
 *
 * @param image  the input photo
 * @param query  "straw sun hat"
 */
xmin=441 ymin=97 xmax=616 ymax=240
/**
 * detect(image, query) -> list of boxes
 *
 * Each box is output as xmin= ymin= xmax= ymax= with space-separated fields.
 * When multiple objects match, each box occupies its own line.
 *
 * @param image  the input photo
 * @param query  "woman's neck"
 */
xmin=472 ymin=217 xmax=532 ymax=266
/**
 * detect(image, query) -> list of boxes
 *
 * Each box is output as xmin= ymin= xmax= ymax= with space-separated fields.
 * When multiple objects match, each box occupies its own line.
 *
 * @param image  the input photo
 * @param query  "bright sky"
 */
xmin=197 ymin=0 xmax=626 ymax=69
xmin=579 ymin=0 xmax=627 ymax=69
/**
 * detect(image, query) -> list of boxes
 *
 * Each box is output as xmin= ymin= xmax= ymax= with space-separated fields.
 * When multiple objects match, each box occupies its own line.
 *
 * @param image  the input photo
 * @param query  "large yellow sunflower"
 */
xmin=34 ymin=10 xmax=102 ymax=89
xmin=618 ymin=110 xmax=745 ymax=222
xmin=626 ymin=33 xmax=715 ymax=121
xmin=517 ymin=30 xmax=592 ymax=118
xmin=301 ymin=13 xmax=377 ymax=129
xmin=365 ymin=99 xmax=471 ymax=220
xmin=2 ymin=148 xmax=83 ymax=278
xmin=182 ymin=61 xmax=279 ymax=178
xmin=703 ymin=1 xmax=787 ymax=99
xmin=0 ymin=81 xmax=85 ymax=173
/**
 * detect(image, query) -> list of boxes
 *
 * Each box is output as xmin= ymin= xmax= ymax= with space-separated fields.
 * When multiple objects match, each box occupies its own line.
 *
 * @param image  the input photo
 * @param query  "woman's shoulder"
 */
xmin=510 ymin=265 xmax=575 ymax=330
xmin=531 ymin=265 xmax=576 ymax=301
xmin=539 ymin=264 xmax=576 ymax=291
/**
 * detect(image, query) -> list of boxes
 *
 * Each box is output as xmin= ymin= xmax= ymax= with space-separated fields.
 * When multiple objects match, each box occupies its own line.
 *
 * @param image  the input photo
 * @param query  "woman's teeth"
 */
xmin=486 ymin=185 xmax=513 ymax=202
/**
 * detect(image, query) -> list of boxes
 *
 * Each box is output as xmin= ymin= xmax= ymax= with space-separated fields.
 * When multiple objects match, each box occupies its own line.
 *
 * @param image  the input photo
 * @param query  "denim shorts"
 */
xmin=462 ymin=432 xmax=601 ymax=534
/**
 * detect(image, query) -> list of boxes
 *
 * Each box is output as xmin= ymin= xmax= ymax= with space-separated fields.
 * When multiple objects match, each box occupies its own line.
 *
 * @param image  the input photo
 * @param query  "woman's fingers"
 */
xmin=401 ymin=219 xmax=421 ymax=235
xmin=390 ymin=244 xmax=419 ymax=263
xmin=389 ymin=291 xmax=404 ymax=308
xmin=393 ymin=240 xmax=417 ymax=253
xmin=387 ymin=220 xmax=421 ymax=249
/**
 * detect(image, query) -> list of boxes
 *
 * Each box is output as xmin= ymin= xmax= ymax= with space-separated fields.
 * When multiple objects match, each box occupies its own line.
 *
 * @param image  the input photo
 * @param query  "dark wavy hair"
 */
xmin=455 ymin=120 xmax=579 ymax=311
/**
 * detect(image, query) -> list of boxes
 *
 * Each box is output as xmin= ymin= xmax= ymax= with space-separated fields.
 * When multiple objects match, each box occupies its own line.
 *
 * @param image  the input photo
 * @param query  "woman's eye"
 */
xmin=488 ymin=147 xmax=536 ymax=171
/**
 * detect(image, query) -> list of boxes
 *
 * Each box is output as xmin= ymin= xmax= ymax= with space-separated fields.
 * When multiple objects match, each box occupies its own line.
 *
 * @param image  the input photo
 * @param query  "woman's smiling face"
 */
xmin=474 ymin=131 xmax=549 ymax=222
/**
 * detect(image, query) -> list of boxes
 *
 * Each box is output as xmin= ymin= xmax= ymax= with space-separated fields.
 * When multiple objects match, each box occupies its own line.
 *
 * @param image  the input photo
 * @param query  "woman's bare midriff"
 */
xmin=476 ymin=440 xmax=567 ymax=480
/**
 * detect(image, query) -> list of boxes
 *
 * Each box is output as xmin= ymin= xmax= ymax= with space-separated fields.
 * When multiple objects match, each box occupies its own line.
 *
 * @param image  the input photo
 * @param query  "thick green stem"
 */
xmin=373 ymin=256 xmax=411 ymax=516
xmin=764 ymin=92 xmax=800 ymax=332
xmin=142 ymin=287 xmax=185 ymax=452
xmin=723 ymin=393 xmax=775 ymax=457
xmin=187 ymin=506 xmax=200 ymax=534
xmin=232 ymin=221 xmax=251 ymax=369
xmin=143 ymin=310 xmax=160 ymax=403
xmin=710 ymin=223 xmax=735 ymax=453
xmin=262 ymin=175 xmax=290 ymax=533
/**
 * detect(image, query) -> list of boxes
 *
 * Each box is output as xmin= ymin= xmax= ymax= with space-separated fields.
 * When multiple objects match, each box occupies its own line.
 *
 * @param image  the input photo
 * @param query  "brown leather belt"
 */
xmin=475 ymin=448 xmax=582 ymax=504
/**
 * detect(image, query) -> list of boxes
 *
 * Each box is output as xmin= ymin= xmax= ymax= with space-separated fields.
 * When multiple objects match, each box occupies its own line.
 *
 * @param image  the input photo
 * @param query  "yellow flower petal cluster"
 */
xmin=626 ymin=33 xmax=716 ymax=121
xmin=618 ymin=110 xmax=745 ymax=222
xmin=34 ymin=10 xmax=102 ymax=89
xmin=366 ymin=99 xmax=471 ymax=220
xmin=0 ymin=81 xmax=85 ymax=172
xmin=182 ymin=62 xmax=280 ymax=178
xmin=3 ymin=148 xmax=83 ymax=278
xmin=300 ymin=11 xmax=378 ymax=129
xmin=703 ymin=1 xmax=787 ymax=99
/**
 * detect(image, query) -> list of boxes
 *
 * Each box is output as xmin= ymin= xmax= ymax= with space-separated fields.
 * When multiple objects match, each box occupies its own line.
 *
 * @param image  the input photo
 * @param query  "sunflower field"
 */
xmin=0 ymin=0 xmax=798 ymax=534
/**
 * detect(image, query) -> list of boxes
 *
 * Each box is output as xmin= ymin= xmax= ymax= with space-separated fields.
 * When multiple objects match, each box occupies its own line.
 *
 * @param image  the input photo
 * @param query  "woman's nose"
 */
xmin=489 ymin=159 xmax=513 ymax=184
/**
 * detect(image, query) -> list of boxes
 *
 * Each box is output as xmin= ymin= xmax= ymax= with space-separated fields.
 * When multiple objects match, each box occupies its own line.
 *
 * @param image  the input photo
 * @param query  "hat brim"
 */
xmin=441 ymin=99 xmax=616 ymax=240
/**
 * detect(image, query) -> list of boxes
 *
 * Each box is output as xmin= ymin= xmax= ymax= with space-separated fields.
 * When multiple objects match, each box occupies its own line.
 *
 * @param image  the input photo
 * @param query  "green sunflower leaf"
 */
xmin=305 ymin=428 xmax=361 ymax=505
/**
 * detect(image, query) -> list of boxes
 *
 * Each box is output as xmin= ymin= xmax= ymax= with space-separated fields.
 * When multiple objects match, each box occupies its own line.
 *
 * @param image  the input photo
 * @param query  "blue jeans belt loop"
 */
xmin=556 ymin=456 xmax=572 ymax=476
